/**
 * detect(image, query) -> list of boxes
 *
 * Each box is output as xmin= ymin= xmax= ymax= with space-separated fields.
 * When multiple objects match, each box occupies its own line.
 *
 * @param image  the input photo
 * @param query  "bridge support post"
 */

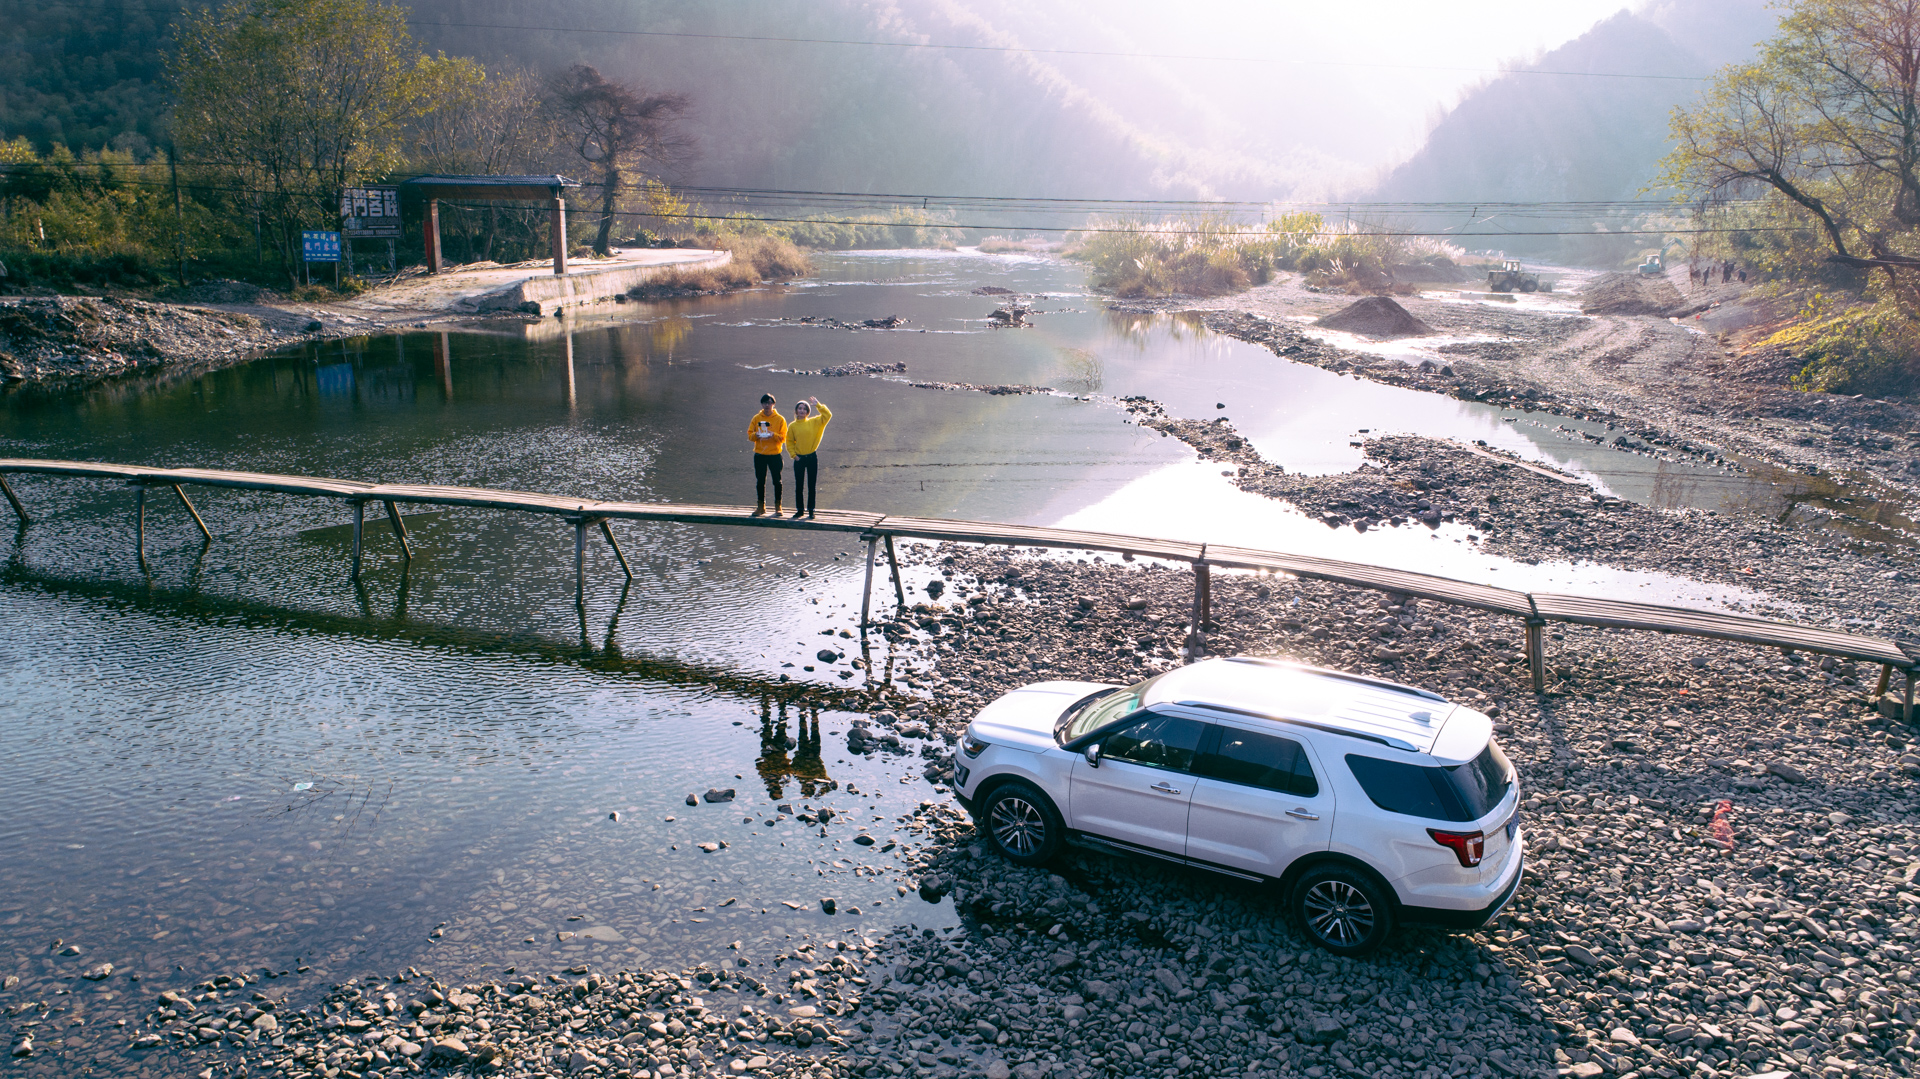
xmin=0 ymin=474 xmax=27 ymax=525
xmin=383 ymin=501 xmax=412 ymax=561
xmin=170 ymin=484 xmax=212 ymax=542
xmin=598 ymin=520 xmax=634 ymax=580
xmin=1526 ymin=618 xmax=1546 ymax=693
xmin=883 ymin=534 xmax=905 ymax=608
xmin=1906 ymin=670 xmax=1914 ymax=725
xmin=859 ymin=534 xmax=878 ymax=629
xmin=574 ymin=518 xmax=587 ymax=597
xmin=1186 ymin=561 xmax=1210 ymax=661
xmin=350 ymin=501 xmax=364 ymax=579
xmin=1876 ymin=663 xmax=1892 ymax=700
xmin=134 ymin=485 xmax=147 ymax=564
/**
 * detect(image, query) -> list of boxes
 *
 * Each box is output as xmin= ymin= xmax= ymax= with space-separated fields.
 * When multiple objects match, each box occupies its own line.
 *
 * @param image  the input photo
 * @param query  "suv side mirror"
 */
xmin=1084 ymin=742 xmax=1103 ymax=768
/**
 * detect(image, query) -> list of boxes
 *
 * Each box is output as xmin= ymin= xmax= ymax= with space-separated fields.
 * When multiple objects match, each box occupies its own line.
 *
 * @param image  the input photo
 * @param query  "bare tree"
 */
xmin=545 ymin=65 xmax=691 ymax=256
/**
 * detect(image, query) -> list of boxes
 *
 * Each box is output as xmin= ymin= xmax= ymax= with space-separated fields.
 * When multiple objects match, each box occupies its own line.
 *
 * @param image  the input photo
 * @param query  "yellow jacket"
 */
xmin=786 ymin=402 xmax=832 ymax=455
xmin=748 ymin=410 xmax=787 ymax=455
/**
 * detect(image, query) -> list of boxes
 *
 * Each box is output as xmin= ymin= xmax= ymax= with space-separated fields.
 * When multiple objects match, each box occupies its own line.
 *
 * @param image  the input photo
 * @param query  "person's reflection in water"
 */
xmin=756 ymin=697 xmax=834 ymax=802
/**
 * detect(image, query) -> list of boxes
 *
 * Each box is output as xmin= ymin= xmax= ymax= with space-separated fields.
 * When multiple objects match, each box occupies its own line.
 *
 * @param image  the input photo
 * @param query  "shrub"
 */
xmin=1775 ymin=296 xmax=1920 ymax=397
xmin=626 ymin=233 xmax=809 ymax=299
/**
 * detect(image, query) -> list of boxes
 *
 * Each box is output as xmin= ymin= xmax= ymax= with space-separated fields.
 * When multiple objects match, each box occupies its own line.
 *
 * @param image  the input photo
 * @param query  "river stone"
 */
xmin=1299 ymin=1016 xmax=1346 ymax=1044
xmin=702 ymin=788 xmax=737 ymax=803
xmin=81 ymin=962 xmax=113 ymax=980
xmin=576 ymin=925 xmax=626 ymax=942
xmin=1766 ymin=761 xmax=1808 ymax=783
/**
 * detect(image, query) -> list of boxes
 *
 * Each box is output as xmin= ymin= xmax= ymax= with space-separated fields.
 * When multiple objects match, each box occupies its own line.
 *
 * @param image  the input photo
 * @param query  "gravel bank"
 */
xmin=98 ymin=520 xmax=1920 ymax=1079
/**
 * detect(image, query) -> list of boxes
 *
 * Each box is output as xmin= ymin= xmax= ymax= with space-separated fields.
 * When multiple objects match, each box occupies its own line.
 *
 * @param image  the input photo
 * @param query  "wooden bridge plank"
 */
xmin=873 ymin=515 xmax=1205 ymax=561
xmin=0 ymin=458 xmax=171 ymax=481
xmin=1530 ymin=592 xmax=1913 ymax=667
xmin=1203 ymin=544 xmax=1536 ymax=617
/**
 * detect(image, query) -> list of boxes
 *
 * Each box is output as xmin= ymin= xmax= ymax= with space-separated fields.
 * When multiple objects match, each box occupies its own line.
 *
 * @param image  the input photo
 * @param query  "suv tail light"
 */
xmin=1428 ymin=828 xmax=1485 ymax=867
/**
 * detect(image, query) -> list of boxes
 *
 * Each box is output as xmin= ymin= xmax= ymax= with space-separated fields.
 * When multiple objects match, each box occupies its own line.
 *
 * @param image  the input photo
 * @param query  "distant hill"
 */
xmin=1365 ymin=1 xmax=1775 ymax=266
xmin=0 ymin=0 xmax=196 ymax=154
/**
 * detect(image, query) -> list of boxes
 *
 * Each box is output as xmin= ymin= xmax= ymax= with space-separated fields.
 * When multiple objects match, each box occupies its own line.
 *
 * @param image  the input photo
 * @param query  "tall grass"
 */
xmin=1067 ymin=213 xmax=1462 ymax=299
xmin=627 ymin=233 xmax=812 ymax=299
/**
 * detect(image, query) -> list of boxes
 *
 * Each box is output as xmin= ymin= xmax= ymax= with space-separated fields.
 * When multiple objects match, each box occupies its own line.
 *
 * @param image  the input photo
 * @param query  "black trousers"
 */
xmin=754 ymin=452 xmax=783 ymax=505
xmin=792 ymin=452 xmax=819 ymax=513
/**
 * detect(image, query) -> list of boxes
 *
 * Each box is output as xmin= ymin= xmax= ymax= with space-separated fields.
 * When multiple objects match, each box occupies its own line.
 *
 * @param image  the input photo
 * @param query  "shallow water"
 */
xmin=0 ymin=252 xmax=1794 ymax=1064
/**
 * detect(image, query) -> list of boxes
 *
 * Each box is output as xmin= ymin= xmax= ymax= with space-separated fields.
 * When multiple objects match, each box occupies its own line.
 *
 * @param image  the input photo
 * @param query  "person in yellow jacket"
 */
xmin=785 ymin=396 xmax=832 ymax=519
xmin=748 ymin=393 xmax=787 ymax=516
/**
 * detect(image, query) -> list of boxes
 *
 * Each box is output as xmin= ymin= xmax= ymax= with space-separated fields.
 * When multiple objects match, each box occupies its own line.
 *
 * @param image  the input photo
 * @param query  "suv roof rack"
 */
xmin=1178 ymin=701 xmax=1420 ymax=753
xmin=1223 ymin=656 xmax=1446 ymax=702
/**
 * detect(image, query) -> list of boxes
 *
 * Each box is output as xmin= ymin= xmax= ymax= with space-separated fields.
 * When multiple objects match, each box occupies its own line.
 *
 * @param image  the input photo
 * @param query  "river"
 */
xmin=0 ymin=251 xmax=1764 ymax=1067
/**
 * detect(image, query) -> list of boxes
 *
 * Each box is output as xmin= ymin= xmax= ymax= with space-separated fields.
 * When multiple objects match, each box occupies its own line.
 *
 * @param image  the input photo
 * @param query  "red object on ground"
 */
xmin=1709 ymin=799 xmax=1735 ymax=850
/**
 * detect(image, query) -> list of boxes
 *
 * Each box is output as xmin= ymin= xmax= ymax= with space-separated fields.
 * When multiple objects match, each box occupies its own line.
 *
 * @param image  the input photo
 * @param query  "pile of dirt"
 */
xmin=1388 ymin=257 xmax=1470 ymax=283
xmin=1312 ymin=295 xmax=1434 ymax=337
xmin=158 ymin=279 xmax=284 ymax=305
xmin=0 ymin=296 xmax=268 ymax=385
xmin=1580 ymin=271 xmax=1686 ymax=316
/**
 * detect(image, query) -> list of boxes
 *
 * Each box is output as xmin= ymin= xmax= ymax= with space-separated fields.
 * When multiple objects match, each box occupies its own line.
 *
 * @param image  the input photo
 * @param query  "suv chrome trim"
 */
xmin=1177 ymin=701 xmax=1420 ymax=752
xmin=1067 ymin=833 xmax=1265 ymax=882
xmin=1223 ymin=656 xmax=1446 ymax=702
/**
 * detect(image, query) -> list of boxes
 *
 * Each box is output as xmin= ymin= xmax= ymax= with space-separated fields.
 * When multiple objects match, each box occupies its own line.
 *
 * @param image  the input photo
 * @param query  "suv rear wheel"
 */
xmin=1292 ymin=865 xmax=1393 ymax=956
xmin=982 ymin=781 xmax=1062 ymax=866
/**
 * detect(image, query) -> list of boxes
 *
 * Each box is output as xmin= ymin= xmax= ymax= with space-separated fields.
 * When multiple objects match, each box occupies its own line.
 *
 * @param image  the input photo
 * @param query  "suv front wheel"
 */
xmin=981 ymin=781 xmax=1062 ymax=866
xmin=1291 ymin=865 xmax=1393 ymax=956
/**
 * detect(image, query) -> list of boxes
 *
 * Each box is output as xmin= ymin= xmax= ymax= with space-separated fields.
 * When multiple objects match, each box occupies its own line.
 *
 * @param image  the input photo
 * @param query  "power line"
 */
xmin=119 ymin=3 xmax=1710 ymax=82
xmin=401 ymin=17 xmax=1710 ymax=82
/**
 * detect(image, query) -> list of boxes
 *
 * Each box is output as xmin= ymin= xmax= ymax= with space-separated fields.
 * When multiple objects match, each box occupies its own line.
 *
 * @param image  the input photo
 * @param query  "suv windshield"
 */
xmin=1345 ymin=740 xmax=1513 ymax=823
xmin=1057 ymin=672 xmax=1167 ymax=743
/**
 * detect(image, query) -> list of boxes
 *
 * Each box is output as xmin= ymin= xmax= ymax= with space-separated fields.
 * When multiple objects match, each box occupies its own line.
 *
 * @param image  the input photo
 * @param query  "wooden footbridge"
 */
xmin=1 ymin=456 xmax=1914 ymax=719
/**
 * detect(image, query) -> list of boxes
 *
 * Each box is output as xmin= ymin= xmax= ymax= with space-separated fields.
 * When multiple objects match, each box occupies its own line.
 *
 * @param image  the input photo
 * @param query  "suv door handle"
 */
xmin=1150 ymin=781 xmax=1182 ymax=795
xmin=1286 ymin=808 xmax=1320 ymax=821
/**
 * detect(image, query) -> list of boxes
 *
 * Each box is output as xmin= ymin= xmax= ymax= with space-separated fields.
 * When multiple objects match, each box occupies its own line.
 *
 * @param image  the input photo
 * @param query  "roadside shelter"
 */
xmin=401 ymin=175 xmax=581 ymax=275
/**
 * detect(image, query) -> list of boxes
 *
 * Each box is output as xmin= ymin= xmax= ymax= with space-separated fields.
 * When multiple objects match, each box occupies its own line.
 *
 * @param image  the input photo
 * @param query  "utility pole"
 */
xmin=168 ymin=145 xmax=186 ymax=286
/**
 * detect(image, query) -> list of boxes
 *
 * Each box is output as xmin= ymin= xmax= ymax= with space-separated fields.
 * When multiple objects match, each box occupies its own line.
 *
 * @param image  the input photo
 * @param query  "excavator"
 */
xmin=1638 ymin=239 xmax=1684 ymax=277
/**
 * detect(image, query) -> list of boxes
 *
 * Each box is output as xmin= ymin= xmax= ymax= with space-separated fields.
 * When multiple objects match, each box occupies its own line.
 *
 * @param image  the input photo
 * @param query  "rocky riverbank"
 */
xmin=108 ymin=515 xmax=1920 ymax=1079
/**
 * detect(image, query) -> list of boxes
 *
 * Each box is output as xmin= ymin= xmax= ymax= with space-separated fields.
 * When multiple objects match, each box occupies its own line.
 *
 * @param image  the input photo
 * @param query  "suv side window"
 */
xmin=1101 ymin=712 xmax=1207 ymax=772
xmin=1194 ymin=727 xmax=1319 ymax=797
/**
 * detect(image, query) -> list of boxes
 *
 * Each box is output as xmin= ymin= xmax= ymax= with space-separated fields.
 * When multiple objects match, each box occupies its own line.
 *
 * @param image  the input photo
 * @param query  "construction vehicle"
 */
xmin=1638 ymin=239 xmax=1683 ymax=277
xmin=1486 ymin=260 xmax=1544 ymax=293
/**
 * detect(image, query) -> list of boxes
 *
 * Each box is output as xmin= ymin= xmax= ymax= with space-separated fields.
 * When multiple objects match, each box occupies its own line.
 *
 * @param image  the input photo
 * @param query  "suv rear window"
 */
xmin=1345 ymin=741 xmax=1512 ymax=823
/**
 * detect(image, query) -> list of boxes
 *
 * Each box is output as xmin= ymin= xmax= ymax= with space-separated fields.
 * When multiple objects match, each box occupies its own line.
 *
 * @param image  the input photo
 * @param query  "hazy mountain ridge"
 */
xmin=1364 ymin=0 xmax=1775 ymax=262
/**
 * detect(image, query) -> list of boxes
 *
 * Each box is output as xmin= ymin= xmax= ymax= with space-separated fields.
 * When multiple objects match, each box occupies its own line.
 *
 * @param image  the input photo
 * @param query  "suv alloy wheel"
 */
xmin=1291 ymin=865 xmax=1394 ymax=956
xmin=982 ymin=781 xmax=1062 ymax=866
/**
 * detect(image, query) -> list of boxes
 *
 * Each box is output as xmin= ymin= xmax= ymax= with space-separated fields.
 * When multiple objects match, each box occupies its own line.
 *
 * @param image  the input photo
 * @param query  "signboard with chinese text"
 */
xmin=301 ymin=230 xmax=341 ymax=262
xmin=338 ymin=185 xmax=401 ymax=239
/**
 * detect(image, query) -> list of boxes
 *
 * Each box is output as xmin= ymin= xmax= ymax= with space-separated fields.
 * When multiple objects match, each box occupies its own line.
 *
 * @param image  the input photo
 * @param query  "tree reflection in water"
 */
xmin=755 ymin=694 xmax=834 ymax=801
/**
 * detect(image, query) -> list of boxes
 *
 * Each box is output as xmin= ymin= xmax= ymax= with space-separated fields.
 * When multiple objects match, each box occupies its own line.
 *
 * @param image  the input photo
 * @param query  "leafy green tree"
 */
xmin=1664 ymin=0 xmax=1920 ymax=298
xmin=170 ymin=0 xmax=439 ymax=280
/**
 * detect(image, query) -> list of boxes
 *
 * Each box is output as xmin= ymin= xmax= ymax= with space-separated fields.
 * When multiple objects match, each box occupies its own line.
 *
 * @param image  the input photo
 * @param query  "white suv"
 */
xmin=950 ymin=657 xmax=1523 ymax=955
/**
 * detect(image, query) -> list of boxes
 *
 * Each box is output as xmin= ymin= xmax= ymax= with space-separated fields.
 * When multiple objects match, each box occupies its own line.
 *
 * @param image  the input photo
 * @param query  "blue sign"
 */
xmin=302 ymin=230 xmax=341 ymax=262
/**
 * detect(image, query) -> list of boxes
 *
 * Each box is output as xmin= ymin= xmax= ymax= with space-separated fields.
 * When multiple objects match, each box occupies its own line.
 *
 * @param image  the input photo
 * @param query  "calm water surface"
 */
xmin=0 ymin=252 xmax=1781 ymax=1068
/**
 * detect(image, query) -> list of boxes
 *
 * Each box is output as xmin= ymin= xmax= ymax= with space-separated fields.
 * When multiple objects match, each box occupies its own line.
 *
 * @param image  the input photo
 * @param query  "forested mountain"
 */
xmin=1364 ymin=0 xmax=1776 ymax=263
xmin=0 ymin=0 xmax=196 ymax=154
